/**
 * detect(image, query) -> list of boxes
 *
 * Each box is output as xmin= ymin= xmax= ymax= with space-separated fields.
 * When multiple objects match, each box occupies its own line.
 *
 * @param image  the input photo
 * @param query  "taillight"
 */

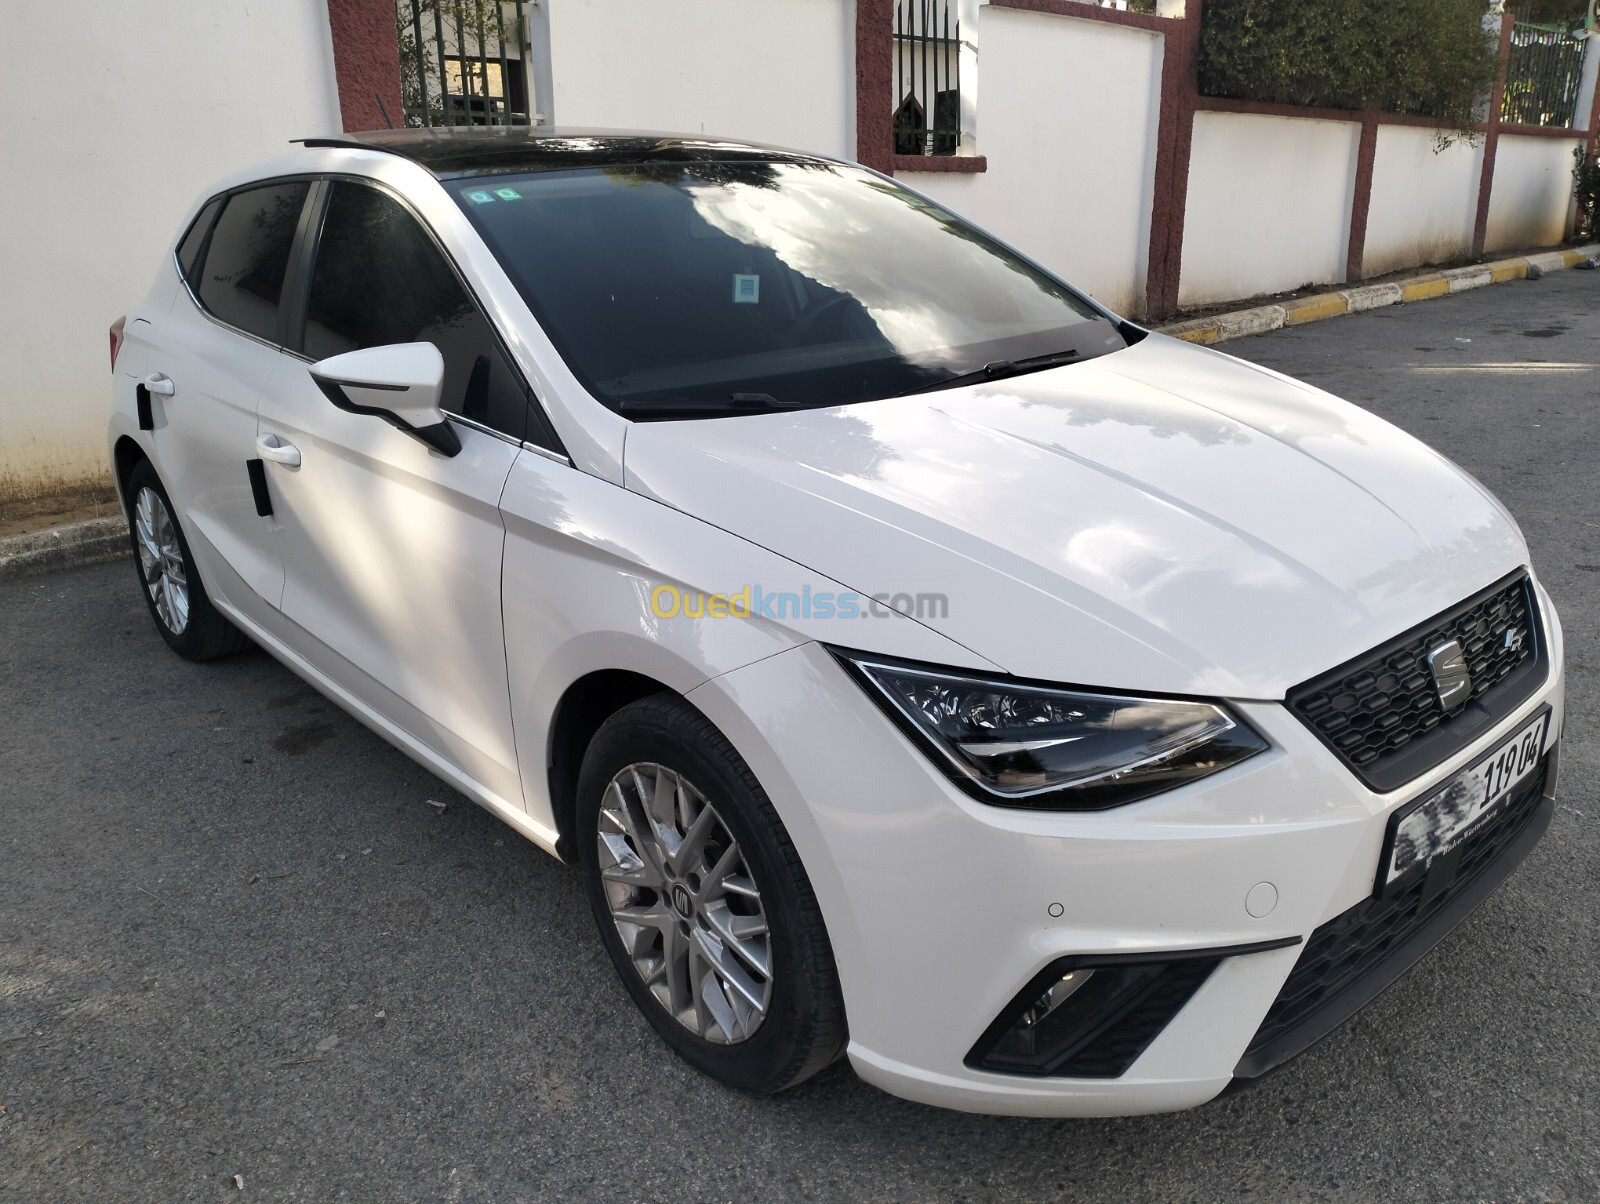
xmin=110 ymin=315 xmax=126 ymax=373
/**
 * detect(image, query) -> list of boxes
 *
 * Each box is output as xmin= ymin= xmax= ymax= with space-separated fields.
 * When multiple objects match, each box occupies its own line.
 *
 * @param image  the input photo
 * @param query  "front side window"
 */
xmin=302 ymin=181 xmax=530 ymax=442
xmin=452 ymin=158 xmax=1126 ymax=417
xmin=195 ymin=181 xmax=309 ymax=343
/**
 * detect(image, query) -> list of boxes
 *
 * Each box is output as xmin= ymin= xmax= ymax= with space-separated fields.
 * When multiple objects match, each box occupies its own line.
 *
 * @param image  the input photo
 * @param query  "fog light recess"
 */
xmin=966 ymin=938 xmax=1302 ymax=1079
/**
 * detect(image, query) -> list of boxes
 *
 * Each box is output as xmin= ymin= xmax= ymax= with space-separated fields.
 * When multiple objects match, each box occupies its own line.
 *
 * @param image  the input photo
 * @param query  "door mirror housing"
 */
xmin=309 ymin=342 xmax=461 ymax=456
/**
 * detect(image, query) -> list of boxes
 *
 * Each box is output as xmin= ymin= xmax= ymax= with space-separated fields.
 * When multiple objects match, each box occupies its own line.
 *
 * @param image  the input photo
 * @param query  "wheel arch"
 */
xmin=112 ymin=435 xmax=148 ymax=513
xmin=547 ymin=668 xmax=678 ymax=861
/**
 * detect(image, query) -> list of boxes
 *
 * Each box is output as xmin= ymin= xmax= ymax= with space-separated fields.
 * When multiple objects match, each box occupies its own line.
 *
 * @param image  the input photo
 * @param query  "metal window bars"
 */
xmin=398 ymin=0 xmax=533 ymax=128
xmin=894 ymin=0 xmax=962 ymax=156
xmin=1501 ymin=14 xmax=1588 ymax=128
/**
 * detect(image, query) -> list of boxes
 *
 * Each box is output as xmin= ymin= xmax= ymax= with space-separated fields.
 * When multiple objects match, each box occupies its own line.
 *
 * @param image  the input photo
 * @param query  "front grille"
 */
xmin=1242 ymin=758 xmax=1548 ymax=1066
xmin=1289 ymin=572 xmax=1541 ymax=792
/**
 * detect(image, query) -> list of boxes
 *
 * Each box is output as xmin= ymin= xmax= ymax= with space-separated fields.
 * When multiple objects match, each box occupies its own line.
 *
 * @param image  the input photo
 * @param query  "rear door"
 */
xmin=149 ymin=180 xmax=313 ymax=626
xmin=254 ymin=178 xmax=539 ymax=806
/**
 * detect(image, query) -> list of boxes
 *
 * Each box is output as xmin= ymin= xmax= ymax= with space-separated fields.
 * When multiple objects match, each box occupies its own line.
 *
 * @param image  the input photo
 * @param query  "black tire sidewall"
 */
xmin=125 ymin=460 xmax=229 ymax=660
xmin=576 ymin=696 xmax=837 ymax=1093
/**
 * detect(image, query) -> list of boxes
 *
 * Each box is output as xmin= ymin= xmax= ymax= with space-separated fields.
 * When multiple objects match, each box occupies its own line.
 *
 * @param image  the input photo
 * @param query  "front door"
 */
xmin=254 ymin=178 xmax=537 ymax=807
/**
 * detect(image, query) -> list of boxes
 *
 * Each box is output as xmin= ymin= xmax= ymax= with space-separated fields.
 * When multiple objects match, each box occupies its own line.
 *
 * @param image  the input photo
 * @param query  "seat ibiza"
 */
xmin=107 ymin=128 xmax=1564 ymax=1116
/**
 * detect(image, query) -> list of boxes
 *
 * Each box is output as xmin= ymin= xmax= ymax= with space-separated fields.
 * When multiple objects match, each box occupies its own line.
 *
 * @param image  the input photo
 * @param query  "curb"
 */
xmin=1157 ymin=244 xmax=1599 ymax=345
xmin=0 ymin=516 xmax=127 ymax=582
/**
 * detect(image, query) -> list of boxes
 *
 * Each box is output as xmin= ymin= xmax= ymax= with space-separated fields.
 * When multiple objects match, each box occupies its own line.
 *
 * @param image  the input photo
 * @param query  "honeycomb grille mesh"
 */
xmin=1290 ymin=576 xmax=1535 ymax=779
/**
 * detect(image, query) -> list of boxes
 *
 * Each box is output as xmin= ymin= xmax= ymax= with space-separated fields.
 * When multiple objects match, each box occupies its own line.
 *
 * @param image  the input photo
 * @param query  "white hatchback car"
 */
xmin=108 ymin=129 xmax=1564 ymax=1116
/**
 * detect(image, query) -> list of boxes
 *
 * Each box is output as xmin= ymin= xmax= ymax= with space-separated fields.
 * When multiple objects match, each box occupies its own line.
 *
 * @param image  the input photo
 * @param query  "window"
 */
xmin=453 ymin=161 xmax=1121 ymax=416
xmin=893 ymin=0 xmax=963 ymax=156
xmin=176 ymin=196 xmax=223 ymax=284
xmin=195 ymin=181 xmax=310 ymax=343
xmin=303 ymin=181 xmax=531 ymax=443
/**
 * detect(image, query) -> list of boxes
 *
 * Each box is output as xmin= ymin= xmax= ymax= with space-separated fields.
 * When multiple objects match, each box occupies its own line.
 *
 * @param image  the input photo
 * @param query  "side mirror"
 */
xmin=309 ymin=342 xmax=461 ymax=456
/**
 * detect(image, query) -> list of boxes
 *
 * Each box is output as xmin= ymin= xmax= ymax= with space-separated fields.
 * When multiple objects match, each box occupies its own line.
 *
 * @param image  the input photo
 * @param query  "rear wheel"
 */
xmin=576 ymin=693 xmax=846 ymax=1093
xmin=125 ymin=459 xmax=250 ymax=661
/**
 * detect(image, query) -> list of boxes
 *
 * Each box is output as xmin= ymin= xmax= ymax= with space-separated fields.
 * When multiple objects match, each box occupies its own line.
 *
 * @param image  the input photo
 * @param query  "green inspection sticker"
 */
xmin=465 ymin=189 xmax=496 ymax=204
xmin=494 ymin=187 xmax=522 ymax=200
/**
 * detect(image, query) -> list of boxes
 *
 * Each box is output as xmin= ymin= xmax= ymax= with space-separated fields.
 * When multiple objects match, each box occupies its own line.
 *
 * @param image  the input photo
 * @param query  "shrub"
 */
xmin=1198 ymin=0 xmax=1502 ymax=139
xmin=1574 ymin=145 xmax=1600 ymax=240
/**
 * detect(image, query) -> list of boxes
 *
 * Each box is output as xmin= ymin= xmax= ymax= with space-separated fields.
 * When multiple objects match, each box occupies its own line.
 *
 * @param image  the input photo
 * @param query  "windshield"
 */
xmin=453 ymin=159 xmax=1128 ymax=417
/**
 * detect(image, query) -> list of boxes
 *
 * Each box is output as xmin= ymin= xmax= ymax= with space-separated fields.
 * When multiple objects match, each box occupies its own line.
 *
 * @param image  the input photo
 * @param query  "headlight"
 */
xmin=832 ymin=651 xmax=1268 ymax=810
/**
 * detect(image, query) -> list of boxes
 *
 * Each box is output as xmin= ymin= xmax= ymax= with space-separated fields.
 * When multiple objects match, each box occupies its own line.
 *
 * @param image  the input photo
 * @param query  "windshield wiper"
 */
xmin=895 ymin=349 xmax=1083 ymax=397
xmin=615 ymin=392 xmax=815 ymax=420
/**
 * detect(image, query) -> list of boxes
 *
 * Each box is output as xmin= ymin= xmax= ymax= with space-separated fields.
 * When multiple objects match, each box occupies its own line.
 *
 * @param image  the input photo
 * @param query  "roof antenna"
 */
xmin=375 ymin=93 xmax=395 ymax=130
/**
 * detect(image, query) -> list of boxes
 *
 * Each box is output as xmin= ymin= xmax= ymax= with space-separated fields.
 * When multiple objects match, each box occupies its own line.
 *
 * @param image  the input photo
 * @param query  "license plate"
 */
xmin=1380 ymin=708 xmax=1550 ymax=891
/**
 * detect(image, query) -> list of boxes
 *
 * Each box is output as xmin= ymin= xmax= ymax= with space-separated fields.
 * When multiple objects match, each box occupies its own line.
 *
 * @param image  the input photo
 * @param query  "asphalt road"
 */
xmin=3 ymin=271 xmax=1598 ymax=1203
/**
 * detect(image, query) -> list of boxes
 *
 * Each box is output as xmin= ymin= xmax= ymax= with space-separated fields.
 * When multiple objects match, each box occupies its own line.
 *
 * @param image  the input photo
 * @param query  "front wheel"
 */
xmin=576 ymin=693 xmax=846 ymax=1093
xmin=125 ymin=459 xmax=250 ymax=661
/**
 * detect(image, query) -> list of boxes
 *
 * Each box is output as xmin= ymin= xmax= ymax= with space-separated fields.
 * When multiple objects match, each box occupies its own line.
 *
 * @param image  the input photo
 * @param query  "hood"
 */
xmin=621 ymin=334 xmax=1526 ymax=698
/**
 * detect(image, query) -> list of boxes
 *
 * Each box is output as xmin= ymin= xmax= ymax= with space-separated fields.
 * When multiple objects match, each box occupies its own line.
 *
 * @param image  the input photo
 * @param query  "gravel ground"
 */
xmin=2 ymin=270 xmax=1597 ymax=1202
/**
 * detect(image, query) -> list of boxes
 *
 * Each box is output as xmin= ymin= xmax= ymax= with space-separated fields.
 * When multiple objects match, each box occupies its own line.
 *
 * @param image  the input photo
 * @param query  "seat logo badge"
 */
xmin=1427 ymin=640 xmax=1473 ymax=712
xmin=672 ymin=884 xmax=694 ymax=919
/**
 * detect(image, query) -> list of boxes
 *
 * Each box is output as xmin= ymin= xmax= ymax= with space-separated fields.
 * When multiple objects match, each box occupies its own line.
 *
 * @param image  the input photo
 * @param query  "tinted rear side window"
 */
xmin=303 ymin=180 xmax=530 ymax=441
xmin=176 ymin=197 xmax=222 ymax=283
xmin=195 ymin=181 xmax=310 ymax=343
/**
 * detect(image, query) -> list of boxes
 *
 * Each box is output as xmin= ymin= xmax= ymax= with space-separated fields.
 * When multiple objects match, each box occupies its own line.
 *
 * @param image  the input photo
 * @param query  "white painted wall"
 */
xmin=546 ymin=0 xmax=856 ymax=159
xmin=1179 ymin=112 xmax=1360 ymax=307
xmin=904 ymin=7 xmax=1162 ymax=315
xmin=0 ymin=0 xmax=340 ymax=501
xmin=2 ymin=1 xmax=1594 ymax=503
xmin=1485 ymin=134 xmax=1584 ymax=253
xmin=1363 ymin=126 xmax=1481 ymax=276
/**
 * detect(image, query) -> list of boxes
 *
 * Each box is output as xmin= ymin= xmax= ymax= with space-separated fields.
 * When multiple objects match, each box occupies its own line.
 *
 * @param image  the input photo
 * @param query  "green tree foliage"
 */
xmin=1511 ymin=0 xmax=1589 ymax=25
xmin=1573 ymin=145 xmax=1600 ymax=239
xmin=1198 ymin=0 xmax=1502 ymax=139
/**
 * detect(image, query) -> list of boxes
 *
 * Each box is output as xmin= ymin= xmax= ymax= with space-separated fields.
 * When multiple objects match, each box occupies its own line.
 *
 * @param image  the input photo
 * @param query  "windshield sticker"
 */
xmin=494 ymin=187 xmax=523 ymax=201
xmin=732 ymin=274 xmax=760 ymax=304
xmin=465 ymin=189 xmax=496 ymax=204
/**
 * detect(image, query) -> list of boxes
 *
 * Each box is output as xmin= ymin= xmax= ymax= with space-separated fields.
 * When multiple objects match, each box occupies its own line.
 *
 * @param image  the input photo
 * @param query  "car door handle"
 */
xmin=255 ymin=433 xmax=302 ymax=468
xmin=143 ymin=372 xmax=175 ymax=396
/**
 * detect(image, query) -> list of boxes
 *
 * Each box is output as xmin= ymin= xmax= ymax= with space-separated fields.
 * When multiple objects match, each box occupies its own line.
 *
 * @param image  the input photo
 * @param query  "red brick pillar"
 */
xmin=326 ymin=0 xmax=405 ymax=132
xmin=1471 ymin=11 xmax=1515 ymax=258
xmin=1144 ymin=2 xmax=1202 ymax=321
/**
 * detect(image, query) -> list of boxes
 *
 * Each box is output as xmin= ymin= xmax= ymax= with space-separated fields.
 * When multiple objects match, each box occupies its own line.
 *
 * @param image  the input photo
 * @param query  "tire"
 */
xmin=124 ymin=458 xmax=251 ymax=661
xmin=576 ymin=693 xmax=846 ymax=1093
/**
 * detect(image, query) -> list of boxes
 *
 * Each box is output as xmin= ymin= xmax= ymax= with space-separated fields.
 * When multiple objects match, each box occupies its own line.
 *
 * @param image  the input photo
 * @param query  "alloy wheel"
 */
xmin=596 ymin=762 xmax=773 ymax=1044
xmin=134 ymin=486 xmax=189 ymax=635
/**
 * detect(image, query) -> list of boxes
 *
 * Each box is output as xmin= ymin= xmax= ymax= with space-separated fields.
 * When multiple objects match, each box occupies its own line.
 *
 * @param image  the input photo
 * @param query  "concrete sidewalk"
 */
xmin=0 ymin=516 xmax=124 ymax=581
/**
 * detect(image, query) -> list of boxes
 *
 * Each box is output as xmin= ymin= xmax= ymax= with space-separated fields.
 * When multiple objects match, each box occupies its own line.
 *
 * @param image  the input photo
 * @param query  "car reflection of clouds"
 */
xmin=686 ymin=166 xmax=1072 ymax=365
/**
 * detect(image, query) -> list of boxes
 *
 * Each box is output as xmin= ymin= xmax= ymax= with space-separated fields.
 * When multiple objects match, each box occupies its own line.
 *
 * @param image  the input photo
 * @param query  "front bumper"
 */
xmin=684 ymin=587 xmax=1565 ymax=1117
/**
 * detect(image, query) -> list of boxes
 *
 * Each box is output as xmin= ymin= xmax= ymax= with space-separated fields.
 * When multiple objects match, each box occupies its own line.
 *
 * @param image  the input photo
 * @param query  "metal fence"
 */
xmin=397 ymin=0 xmax=534 ymax=128
xmin=893 ymin=0 xmax=962 ymax=156
xmin=1501 ymin=19 xmax=1588 ymax=128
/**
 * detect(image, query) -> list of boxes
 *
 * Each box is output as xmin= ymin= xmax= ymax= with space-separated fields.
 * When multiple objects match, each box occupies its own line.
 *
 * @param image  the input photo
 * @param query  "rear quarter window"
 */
xmin=175 ymin=197 xmax=222 ymax=284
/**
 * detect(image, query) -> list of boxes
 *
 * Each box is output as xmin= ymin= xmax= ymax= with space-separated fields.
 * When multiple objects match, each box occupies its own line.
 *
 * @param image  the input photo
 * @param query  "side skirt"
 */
xmin=211 ymin=595 xmax=563 ymax=857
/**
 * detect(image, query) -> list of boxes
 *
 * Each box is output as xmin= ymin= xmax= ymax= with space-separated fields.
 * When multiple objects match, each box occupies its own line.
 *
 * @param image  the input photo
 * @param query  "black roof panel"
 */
xmin=296 ymin=127 xmax=832 ymax=178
